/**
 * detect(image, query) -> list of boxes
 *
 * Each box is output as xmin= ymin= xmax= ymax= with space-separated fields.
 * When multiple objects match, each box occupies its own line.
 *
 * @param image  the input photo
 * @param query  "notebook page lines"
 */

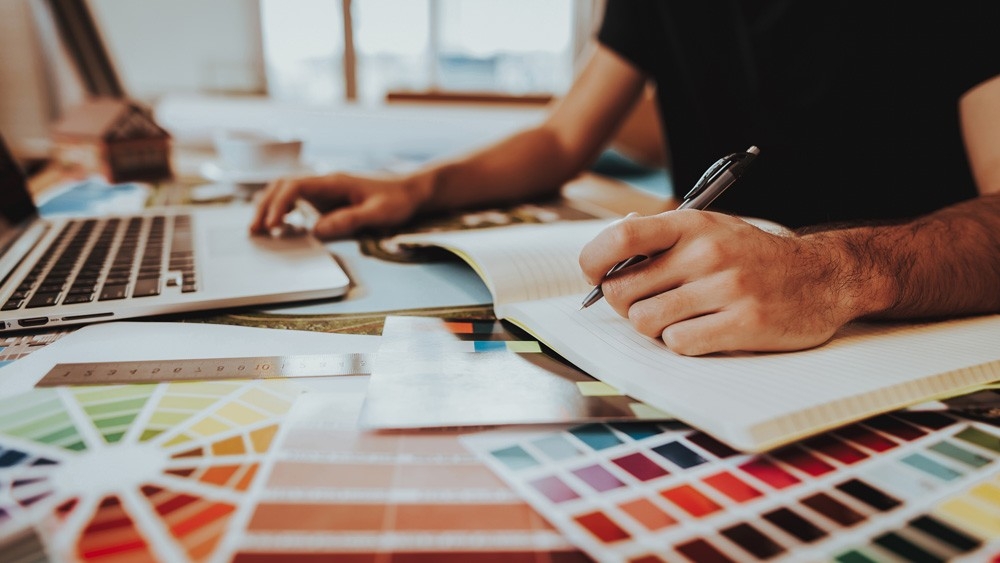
xmin=508 ymin=296 xmax=785 ymax=446
xmin=394 ymin=221 xmax=605 ymax=307
xmin=524 ymin=295 xmax=1000 ymax=408
xmin=507 ymin=295 xmax=1000 ymax=448
xmin=525 ymin=296 xmax=792 ymax=410
xmin=459 ymin=241 xmax=585 ymax=306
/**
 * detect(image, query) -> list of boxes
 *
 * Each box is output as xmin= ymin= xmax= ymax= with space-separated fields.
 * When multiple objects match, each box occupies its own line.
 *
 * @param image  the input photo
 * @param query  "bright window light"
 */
xmin=438 ymin=0 xmax=571 ymax=55
xmin=260 ymin=0 xmax=344 ymax=104
xmin=262 ymin=0 xmax=575 ymax=105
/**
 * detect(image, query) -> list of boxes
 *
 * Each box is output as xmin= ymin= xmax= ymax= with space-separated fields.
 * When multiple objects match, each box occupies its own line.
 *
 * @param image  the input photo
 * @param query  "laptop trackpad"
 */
xmin=207 ymin=228 xmax=317 ymax=258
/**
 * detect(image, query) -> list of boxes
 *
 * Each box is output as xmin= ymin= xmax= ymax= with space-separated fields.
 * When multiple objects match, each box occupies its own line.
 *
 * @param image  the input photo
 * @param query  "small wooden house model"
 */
xmin=51 ymin=97 xmax=172 ymax=183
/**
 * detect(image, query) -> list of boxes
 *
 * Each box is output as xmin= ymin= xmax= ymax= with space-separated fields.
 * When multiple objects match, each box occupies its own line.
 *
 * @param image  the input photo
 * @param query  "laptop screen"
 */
xmin=0 ymin=134 xmax=41 ymax=260
xmin=0 ymin=134 xmax=39 ymax=231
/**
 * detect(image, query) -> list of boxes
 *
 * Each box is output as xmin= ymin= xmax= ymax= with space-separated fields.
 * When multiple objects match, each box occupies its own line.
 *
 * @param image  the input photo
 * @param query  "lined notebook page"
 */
xmin=393 ymin=220 xmax=609 ymax=307
xmin=503 ymin=294 xmax=1000 ymax=452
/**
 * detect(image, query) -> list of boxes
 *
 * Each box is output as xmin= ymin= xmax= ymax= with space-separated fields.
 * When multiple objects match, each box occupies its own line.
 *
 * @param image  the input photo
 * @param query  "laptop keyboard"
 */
xmin=2 ymin=214 xmax=198 ymax=312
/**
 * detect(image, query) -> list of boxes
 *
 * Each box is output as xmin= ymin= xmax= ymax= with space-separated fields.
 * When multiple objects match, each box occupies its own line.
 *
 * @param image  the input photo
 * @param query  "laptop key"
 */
xmin=69 ymin=283 xmax=99 ymax=295
xmin=132 ymin=278 xmax=161 ymax=297
xmin=99 ymin=284 xmax=129 ymax=301
xmin=63 ymin=293 xmax=95 ymax=304
xmin=2 ymin=299 xmax=23 ymax=311
xmin=26 ymin=292 xmax=61 ymax=308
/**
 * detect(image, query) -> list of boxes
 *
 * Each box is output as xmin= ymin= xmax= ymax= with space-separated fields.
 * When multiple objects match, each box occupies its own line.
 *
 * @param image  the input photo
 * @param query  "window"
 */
xmin=261 ymin=0 xmax=584 ymax=105
xmin=260 ymin=0 xmax=345 ymax=104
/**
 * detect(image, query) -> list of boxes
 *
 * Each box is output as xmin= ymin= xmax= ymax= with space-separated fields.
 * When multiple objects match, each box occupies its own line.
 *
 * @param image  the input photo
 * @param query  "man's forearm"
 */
xmin=805 ymin=193 xmax=1000 ymax=321
xmin=409 ymin=125 xmax=592 ymax=214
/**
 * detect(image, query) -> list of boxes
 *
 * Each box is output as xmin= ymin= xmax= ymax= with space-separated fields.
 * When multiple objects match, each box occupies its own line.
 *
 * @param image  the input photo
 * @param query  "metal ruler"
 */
xmin=36 ymin=353 xmax=374 ymax=386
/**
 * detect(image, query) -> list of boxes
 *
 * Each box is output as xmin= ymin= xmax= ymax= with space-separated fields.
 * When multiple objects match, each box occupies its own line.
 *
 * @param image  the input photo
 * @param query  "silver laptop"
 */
xmin=0 ymin=134 xmax=350 ymax=333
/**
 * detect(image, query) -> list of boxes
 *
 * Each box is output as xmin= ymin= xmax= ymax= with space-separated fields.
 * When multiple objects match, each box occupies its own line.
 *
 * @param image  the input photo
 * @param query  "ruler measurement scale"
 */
xmin=37 ymin=353 xmax=373 ymax=386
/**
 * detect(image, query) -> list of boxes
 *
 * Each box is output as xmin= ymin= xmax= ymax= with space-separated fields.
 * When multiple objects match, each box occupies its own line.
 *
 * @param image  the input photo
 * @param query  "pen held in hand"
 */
xmin=580 ymin=255 xmax=647 ymax=309
xmin=579 ymin=145 xmax=759 ymax=310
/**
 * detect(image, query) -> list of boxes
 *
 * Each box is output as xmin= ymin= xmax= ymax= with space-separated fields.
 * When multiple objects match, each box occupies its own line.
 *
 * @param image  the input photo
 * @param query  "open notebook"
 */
xmin=393 ymin=220 xmax=1000 ymax=452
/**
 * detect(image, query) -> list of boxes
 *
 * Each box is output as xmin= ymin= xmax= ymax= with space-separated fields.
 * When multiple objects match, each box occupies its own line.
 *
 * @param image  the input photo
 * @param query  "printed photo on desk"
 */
xmin=359 ymin=316 xmax=670 ymax=429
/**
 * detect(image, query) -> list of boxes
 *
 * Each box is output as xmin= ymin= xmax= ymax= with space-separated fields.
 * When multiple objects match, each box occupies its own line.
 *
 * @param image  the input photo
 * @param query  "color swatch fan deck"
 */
xmin=0 ymin=380 xmax=299 ymax=561
xmin=0 ymin=376 xmax=586 ymax=561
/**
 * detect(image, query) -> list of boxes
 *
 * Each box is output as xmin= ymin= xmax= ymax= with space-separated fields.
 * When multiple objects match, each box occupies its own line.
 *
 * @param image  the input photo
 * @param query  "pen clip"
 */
xmin=681 ymin=149 xmax=756 ymax=201
xmin=683 ymin=156 xmax=732 ymax=200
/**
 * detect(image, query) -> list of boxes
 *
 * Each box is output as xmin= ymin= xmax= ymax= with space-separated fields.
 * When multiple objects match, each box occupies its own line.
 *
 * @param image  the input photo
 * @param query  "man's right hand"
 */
xmin=249 ymin=171 xmax=428 ymax=239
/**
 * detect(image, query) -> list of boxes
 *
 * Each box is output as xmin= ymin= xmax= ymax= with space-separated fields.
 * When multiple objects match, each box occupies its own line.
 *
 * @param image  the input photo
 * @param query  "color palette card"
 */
xmin=228 ymin=381 xmax=584 ymax=562
xmin=0 ymin=329 xmax=70 ymax=369
xmin=463 ymin=411 xmax=1000 ymax=562
xmin=0 ymin=378 xmax=302 ymax=562
xmin=360 ymin=316 xmax=669 ymax=428
xmin=0 ymin=376 xmax=588 ymax=562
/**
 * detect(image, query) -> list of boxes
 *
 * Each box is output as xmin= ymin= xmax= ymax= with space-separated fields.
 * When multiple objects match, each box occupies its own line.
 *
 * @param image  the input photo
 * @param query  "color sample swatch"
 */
xmin=223 ymin=382 xmax=585 ymax=561
xmin=0 ymin=329 xmax=70 ymax=365
xmin=0 ymin=379 xmax=300 ymax=561
xmin=0 ymin=376 xmax=587 ymax=562
xmin=463 ymin=412 xmax=1000 ymax=562
xmin=360 ymin=316 xmax=670 ymax=428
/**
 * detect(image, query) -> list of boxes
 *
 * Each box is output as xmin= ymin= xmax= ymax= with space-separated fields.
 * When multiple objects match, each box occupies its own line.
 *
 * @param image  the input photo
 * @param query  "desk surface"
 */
xmin=7 ymin=152 xmax=1000 ymax=562
xmin=4 ymin=323 xmax=1000 ymax=562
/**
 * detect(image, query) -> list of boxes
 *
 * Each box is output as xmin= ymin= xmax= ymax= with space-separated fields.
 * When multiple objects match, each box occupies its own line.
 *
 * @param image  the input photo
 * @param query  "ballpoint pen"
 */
xmin=580 ymin=145 xmax=760 ymax=309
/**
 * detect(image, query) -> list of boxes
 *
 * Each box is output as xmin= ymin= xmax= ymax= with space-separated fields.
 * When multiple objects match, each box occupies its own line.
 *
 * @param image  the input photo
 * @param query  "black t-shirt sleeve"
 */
xmin=596 ymin=0 xmax=654 ymax=72
xmin=888 ymin=0 xmax=1000 ymax=99
xmin=905 ymin=2 xmax=1000 ymax=99
xmin=950 ymin=2 xmax=1000 ymax=96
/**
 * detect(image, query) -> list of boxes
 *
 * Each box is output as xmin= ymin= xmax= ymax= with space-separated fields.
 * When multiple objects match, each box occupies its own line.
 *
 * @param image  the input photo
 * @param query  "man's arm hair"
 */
xmin=799 ymin=193 xmax=1000 ymax=321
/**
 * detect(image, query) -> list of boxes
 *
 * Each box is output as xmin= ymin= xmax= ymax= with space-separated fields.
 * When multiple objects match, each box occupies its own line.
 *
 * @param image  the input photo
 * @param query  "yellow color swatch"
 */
xmin=629 ymin=402 xmax=672 ymax=420
xmin=216 ymin=402 xmax=268 ymax=426
xmin=505 ymin=341 xmax=542 ymax=353
xmin=576 ymin=381 xmax=623 ymax=397
xmin=938 ymin=498 xmax=1000 ymax=538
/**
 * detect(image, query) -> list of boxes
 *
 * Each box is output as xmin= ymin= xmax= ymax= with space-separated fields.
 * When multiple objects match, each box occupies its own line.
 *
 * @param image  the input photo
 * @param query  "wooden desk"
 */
xmin=4 ymin=167 xmax=1000 ymax=562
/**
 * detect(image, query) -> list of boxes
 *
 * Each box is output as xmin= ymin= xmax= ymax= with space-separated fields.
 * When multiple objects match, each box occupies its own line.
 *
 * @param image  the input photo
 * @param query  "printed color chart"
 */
xmin=0 ymin=379 xmax=300 ymax=561
xmin=0 ymin=329 xmax=70 ymax=368
xmin=229 ymin=387 xmax=583 ymax=562
xmin=0 ymin=376 xmax=587 ymax=562
xmin=464 ymin=411 xmax=1000 ymax=562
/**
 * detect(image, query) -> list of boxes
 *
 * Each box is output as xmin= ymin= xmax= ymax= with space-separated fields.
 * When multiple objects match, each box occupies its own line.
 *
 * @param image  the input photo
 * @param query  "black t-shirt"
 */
xmin=598 ymin=1 xmax=1000 ymax=228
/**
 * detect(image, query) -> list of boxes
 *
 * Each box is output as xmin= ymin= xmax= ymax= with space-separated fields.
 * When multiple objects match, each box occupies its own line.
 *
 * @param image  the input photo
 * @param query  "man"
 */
xmin=251 ymin=1 xmax=1000 ymax=355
